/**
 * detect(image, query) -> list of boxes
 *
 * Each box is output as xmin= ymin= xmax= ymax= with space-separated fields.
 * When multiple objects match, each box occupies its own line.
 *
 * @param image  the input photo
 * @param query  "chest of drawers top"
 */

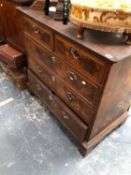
xmin=18 ymin=7 xmax=131 ymax=63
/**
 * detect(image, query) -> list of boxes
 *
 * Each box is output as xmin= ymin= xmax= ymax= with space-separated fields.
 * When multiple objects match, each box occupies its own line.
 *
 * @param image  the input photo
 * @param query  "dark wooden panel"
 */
xmin=90 ymin=57 xmax=131 ymax=140
xmin=0 ymin=0 xmax=5 ymax=41
xmin=28 ymin=70 xmax=89 ymax=142
xmin=24 ymin=16 xmax=53 ymax=50
xmin=28 ymin=55 xmax=95 ymax=124
xmin=4 ymin=0 xmax=25 ymax=52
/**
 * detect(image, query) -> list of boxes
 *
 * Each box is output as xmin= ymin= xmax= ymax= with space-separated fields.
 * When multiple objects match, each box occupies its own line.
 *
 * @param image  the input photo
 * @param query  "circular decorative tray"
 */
xmin=70 ymin=0 xmax=131 ymax=43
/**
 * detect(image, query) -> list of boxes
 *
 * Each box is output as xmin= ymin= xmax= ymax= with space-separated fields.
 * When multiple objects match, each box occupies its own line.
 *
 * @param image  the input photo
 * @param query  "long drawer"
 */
xmin=54 ymin=34 xmax=108 ymax=85
xmin=28 ymin=70 xmax=89 ymax=142
xmin=25 ymin=35 xmax=101 ymax=106
xmin=28 ymin=56 xmax=95 ymax=124
xmin=24 ymin=17 xmax=53 ymax=50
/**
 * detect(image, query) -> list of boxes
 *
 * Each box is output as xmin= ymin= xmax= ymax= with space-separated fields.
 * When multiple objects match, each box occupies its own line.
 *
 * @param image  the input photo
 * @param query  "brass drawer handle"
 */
xmin=51 ymin=75 xmax=56 ymax=82
xmin=36 ymin=84 xmax=42 ymax=91
xmin=32 ymin=25 xmax=39 ymax=34
xmin=62 ymin=112 xmax=70 ymax=120
xmin=37 ymin=65 xmax=43 ymax=73
xmin=63 ymin=114 xmax=70 ymax=120
xmin=66 ymin=91 xmax=75 ymax=101
xmin=69 ymin=47 xmax=80 ymax=59
xmin=81 ymin=80 xmax=87 ymax=86
xmin=48 ymin=94 xmax=53 ymax=101
xmin=50 ymin=56 xmax=57 ymax=64
xmin=68 ymin=72 xmax=77 ymax=81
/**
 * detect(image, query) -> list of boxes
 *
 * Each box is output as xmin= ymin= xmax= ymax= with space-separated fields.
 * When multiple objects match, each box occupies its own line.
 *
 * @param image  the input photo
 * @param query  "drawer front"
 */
xmin=25 ymin=35 xmax=59 ymax=73
xmin=28 ymin=70 xmax=88 ymax=142
xmin=25 ymin=35 xmax=101 ymax=106
xmin=24 ymin=17 xmax=53 ymax=50
xmin=54 ymin=35 xmax=106 ymax=84
xmin=60 ymin=63 xmax=101 ymax=106
xmin=28 ymin=56 xmax=95 ymax=124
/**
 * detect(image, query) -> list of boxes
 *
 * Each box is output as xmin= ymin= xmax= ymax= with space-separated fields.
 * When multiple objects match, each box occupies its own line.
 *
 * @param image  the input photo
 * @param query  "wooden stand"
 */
xmin=126 ymin=33 xmax=131 ymax=45
xmin=77 ymin=27 xmax=131 ymax=46
xmin=77 ymin=27 xmax=85 ymax=39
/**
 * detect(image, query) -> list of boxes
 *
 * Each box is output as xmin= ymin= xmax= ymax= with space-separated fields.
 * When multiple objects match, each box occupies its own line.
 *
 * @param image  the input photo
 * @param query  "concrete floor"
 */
xmin=0 ymin=67 xmax=131 ymax=175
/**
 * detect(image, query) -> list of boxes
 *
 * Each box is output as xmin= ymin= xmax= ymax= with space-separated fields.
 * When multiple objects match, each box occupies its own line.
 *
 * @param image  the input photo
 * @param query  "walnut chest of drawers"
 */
xmin=18 ymin=8 xmax=131 ymax=156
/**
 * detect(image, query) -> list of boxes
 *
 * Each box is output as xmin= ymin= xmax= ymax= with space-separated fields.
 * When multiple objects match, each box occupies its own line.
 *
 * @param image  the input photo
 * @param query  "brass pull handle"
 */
xmin=51 ymin=75 xmax=56 ymax=82
xmin=62 ymin=112 xmax=70 ymax=120
xmin=69 ymin=47 xmax=80 ymax=59
xmin=36 ymin=84 xmax=41 ymax=91
xmin=32 ymin=25 xmax=39 ymax=34
xmin=63 ymin=114 xmax=70 ymax=120
xmin=68 ymin=72 xmax=77 ymax=81
xmin=50 ymin=56 xmax=56 ymax=64
xmin=37 ymin=65 xmax=43 ymax=73
xmin=81 ymin=80 xmax=87 ymax=86
xmin=48 ymin=94 xmax=53 ymax=101
xmin=66 ymin=91 xmax=75 ymax=101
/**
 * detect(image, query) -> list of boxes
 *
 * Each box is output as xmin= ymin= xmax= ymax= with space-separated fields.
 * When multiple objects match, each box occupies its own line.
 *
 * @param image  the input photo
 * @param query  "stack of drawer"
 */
xmin=24 ymin=16 xmax=108 ymax=143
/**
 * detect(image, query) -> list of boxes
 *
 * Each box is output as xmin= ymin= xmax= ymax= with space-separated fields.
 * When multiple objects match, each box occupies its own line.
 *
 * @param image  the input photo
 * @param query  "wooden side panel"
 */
xmin=89 ymin=57 xmax=131 ymax=140
xmin=0 ymin=0 xmax=5 ymax=41
xmin=4 ymin=0 xmax=25 ymax=52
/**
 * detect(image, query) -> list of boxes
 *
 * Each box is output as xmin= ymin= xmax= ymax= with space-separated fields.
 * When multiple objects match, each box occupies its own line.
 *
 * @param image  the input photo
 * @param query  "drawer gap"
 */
xmin=51 ymin=90 xmax=56 ymax=96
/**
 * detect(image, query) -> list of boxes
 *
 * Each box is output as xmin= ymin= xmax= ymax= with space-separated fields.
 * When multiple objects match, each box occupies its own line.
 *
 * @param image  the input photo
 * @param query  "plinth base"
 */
xmin=78 ymin=111 xmax=128 ymax=157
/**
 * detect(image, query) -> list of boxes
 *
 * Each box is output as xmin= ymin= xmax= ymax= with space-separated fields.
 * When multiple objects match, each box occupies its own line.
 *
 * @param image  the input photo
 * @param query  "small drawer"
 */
xmin=28 ymin=70 xmax=89 ymax=142
xmin=28 ymin=56 xmax=95 ymax=124
xmin=25 ymin=35 xmax=59 ymax=73
xmin=60 ymin=63 xmax=101 ymax=106
xmin=0 ymin=44 xmax=26 ymax=69
xmin=24 ymin=17 xmax=53 ymax=50
xmin=54 ymin=35 xmax=107 ymax=84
